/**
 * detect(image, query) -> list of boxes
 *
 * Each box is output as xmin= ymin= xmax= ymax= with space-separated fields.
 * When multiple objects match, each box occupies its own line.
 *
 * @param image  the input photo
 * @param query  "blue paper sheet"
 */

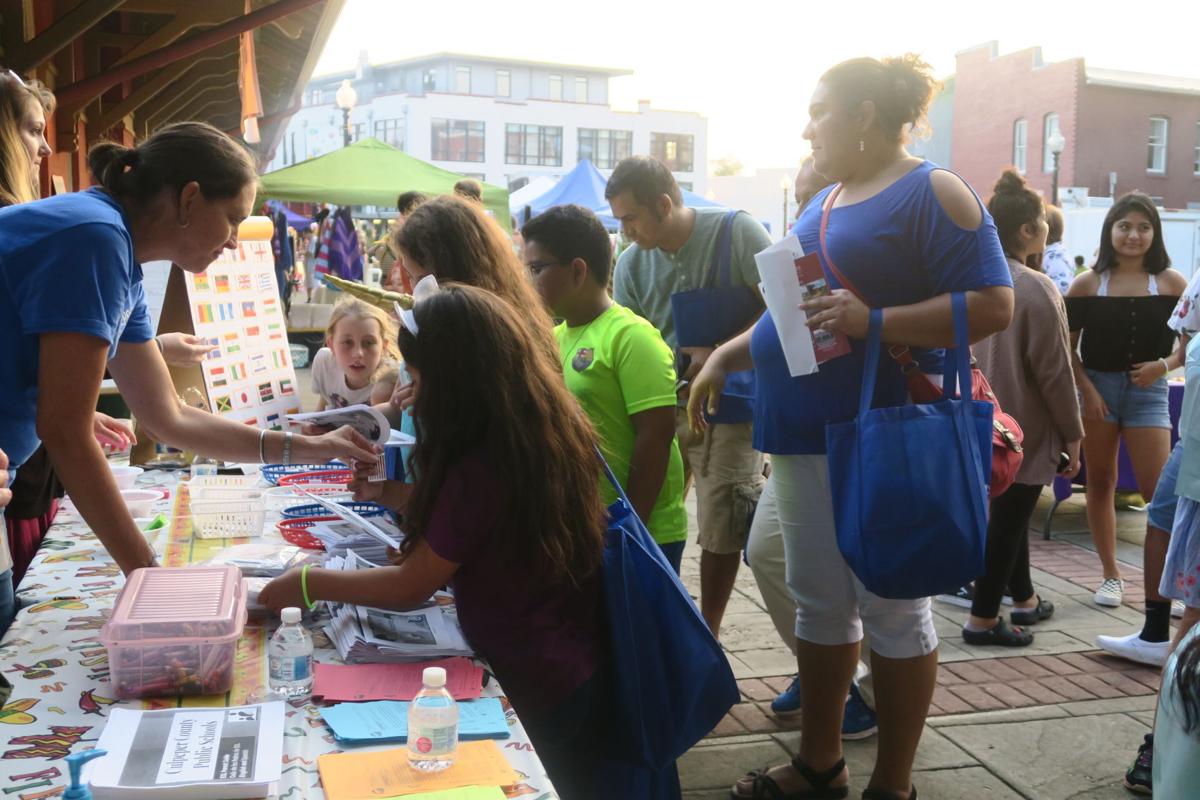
xmin=320 ymin=697 xmax=510 ymax=744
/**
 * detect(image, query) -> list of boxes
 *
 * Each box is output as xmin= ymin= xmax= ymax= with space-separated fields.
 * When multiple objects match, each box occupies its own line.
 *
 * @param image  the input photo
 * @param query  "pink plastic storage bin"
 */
xmin=101 ymin=565 xmax=247 ymax=699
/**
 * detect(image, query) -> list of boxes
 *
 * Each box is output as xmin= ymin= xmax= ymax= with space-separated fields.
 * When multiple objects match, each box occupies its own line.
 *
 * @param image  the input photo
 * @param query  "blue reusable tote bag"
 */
xmin=669 ymin=210 xmax=761 ymax=424
xmin=825 ymin=292 xmax=992 ymax=600
xmin=598 ymin=453 xmax=739 ymax=768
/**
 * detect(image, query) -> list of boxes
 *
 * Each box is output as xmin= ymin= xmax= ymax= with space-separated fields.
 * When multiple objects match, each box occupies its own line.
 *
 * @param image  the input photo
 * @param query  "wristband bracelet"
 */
xmin=1161 ymin=358 xmax=1170 ymax=375
xmin=258 ymin=428 xmax=267 ymax=464
xmin=301 ymin=564 xmax=316 ymax=610
xmin=282 ymin=432 xmax=293 ymax=465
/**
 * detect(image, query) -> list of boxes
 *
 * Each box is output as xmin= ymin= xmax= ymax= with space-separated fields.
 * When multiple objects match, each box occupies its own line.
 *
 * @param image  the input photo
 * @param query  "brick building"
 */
xmin=914 ymin=42 xmax=1200 ymax=209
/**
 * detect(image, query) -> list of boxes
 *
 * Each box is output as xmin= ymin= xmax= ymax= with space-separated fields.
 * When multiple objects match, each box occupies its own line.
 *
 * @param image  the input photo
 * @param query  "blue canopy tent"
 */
xmin=265 ymin=200 xmax=312 ymax=230
xmin=520 ymin=159 xmax=727 ymax=231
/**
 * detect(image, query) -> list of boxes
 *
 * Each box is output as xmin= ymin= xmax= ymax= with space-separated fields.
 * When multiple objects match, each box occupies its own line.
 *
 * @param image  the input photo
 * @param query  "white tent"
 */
xmin=508 ymin=176 xmax=558 ymax=217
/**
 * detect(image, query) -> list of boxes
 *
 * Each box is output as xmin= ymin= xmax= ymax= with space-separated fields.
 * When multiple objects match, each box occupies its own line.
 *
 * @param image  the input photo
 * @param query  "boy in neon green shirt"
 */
xmin=523 ymin=205 xmax=688 ymax=572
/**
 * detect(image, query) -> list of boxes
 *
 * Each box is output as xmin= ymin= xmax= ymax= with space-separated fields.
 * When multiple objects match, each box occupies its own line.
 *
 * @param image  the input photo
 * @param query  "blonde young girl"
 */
xmin=310 ymin=298 xmax=398 ymax=409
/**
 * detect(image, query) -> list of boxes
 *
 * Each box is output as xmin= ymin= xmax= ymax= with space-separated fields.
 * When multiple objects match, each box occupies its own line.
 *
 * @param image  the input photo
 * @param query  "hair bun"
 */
xmin=992 ymin=169 xmax=1027 ymax=196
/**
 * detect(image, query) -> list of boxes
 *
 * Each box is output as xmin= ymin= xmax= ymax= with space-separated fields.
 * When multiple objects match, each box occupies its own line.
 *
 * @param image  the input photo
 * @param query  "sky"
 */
xmin=313 ymin=0 xmax=1200 ymax=173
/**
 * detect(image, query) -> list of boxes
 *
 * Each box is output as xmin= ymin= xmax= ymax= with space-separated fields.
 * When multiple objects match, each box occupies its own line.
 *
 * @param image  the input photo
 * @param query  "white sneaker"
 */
xmin=1094 ymin=578 xmax=1124 ymax=607
xmin=1096 ymin=631 xmax=1169 ymax=667
xmin=1172 ymin=599 xmax=1186 ymax=619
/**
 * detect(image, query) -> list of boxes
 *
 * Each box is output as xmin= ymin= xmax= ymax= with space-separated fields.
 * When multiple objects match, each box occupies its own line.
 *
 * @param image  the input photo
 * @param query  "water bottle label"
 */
xmin=409 ymin=725 xmax=455 ymax=755
xmin=270 ymin=654 xmax=312 ymax=682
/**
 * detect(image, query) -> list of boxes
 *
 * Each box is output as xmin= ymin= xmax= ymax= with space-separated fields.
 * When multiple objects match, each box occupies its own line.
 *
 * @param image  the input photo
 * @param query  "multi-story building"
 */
xmin=910 ymin=42 xmax=1200 ymax=209
xmin=267 ymin=51 xmax=708 ymax=196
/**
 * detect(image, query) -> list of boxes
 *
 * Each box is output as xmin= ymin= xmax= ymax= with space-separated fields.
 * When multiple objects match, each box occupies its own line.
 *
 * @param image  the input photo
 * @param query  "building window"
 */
xmin=650 ymin=132 xmax=695 ymax=172
xmin=374 ymin=118 xmax=405 ymax=150
xmin=506 ymin=123 xmax=563 ymax=166
xmin=496 ymin=69 xmax=510 ymax=98
xmin=1148 ymin=116 xmax=1169 ymax=174
xmin=1041 ymin=113 xmax=1060 ymax=173
xmin=578 ymin=128 xmax=632 ymax=169
xmin=1194 ymin=123 xmax=1200 ymax=176
xmin=575 ymin=77 xmax=588 ymax=102
xmin=455 ymin=66 xmax=471 ymax=94
xmin=548 ymin=74 xmax=562 ymax=101
xmin=431 ymin=118 xmax=485 ymax=162
xmin=1013 ymin=119 xmax=1028 ymax=174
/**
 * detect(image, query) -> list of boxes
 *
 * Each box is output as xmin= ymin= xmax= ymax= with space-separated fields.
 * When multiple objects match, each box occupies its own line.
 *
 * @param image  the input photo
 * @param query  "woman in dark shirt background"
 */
xmin=1067 ymin=193 xmax=1186 ymax=608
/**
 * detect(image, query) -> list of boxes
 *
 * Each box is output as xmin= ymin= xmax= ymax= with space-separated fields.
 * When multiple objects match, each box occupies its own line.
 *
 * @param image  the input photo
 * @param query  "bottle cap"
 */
xmin=64 ymin=748 xmax=107 ymax=800
xmin=422 ymin=666 xmax=447 ymax=687
xmin=281 ymin=607 xmax=301 ymax=624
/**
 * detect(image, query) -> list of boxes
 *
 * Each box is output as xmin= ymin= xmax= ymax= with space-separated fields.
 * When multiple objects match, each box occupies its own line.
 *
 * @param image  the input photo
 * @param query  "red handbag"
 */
xmin=817 ymin=186 xmax=1023 ymax=498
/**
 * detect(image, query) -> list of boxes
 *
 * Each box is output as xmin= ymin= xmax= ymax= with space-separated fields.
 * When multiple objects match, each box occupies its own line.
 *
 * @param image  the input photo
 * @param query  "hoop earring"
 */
xmin=859 ymin=140 xmax=865 ymax=152
xmin=179 ymin=217 xmax=190 ymax=229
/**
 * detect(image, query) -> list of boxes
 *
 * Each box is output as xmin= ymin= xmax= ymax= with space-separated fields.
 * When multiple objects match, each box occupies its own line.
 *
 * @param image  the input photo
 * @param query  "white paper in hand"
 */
xmin=300 ymin=489 xmax=400 ymax=549
xmin=755 ymin=236 xmax=818 ymax=377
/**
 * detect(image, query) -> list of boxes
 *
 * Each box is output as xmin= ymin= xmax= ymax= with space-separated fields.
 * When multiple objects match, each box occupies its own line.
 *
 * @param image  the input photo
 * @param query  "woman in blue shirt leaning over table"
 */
xmin=0 ymin=121 xmax=379 ymax=631
xmin=690 ymin=55 xmax=1013 ymax=800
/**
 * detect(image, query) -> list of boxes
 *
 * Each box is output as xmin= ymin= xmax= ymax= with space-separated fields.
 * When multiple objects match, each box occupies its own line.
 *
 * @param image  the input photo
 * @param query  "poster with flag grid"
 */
xmin=184 ymin=240 xmax=300 ymax=429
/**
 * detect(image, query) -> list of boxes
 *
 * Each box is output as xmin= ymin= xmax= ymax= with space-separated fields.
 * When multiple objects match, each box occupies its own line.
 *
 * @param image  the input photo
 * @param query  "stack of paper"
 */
xmin=312 ymin=658 xmax=483 ymax=702
xmin=310 ymin=518 xmax=400 ymax=566
xmin=320 ymin=697 xmax=509 ymax=744
xmin=87 ymin=703 xmax=285 ymax=799
xmin=323 ymin=555 xmax=472 ymax=663
xmin=318 ymin=741 xmax=517 ymax=800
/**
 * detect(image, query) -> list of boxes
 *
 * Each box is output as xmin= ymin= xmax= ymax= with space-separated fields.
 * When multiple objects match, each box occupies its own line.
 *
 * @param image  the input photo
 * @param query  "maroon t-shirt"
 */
xmin=423 ymin=451 xmax=604 ymax=717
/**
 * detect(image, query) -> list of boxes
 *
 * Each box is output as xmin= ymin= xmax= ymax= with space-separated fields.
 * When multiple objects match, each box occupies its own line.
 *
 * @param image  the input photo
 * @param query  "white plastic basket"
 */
xmin=190 ymin=499 xmax=267 ymax=539
xmin=188 ymin=475 xmax=264 ymax=504
xmin=262 ymin=484 xmax=353 ymax=513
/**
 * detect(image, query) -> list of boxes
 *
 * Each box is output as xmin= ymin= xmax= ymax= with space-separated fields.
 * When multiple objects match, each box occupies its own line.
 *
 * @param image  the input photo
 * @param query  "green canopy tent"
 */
xmin=258 ymin=137 xmax=510 ymax=229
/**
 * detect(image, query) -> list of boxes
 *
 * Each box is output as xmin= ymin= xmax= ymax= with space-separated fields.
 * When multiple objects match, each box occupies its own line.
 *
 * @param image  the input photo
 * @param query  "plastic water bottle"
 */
xmin=190 ymin=452 xmax=218 ymax=479
xmin=407 ymin=666 xmax=458 ymax=772
xmin=268 ymin=607 xmax=313 ymax=701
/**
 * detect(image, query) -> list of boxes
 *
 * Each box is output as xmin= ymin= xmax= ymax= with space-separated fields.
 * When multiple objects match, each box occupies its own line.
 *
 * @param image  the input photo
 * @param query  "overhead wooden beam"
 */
xmin=110 ymin=0 xmax=244 ymax=67
xmin=8 ymin=0 xmax=127 ymax=73
xmin=141 ymin=67 xmax=288 ymax=130
xmin=55 ymin=0 xmax=326 ymax=113
xmin=90 ymin=42 xmax=236 ymax=134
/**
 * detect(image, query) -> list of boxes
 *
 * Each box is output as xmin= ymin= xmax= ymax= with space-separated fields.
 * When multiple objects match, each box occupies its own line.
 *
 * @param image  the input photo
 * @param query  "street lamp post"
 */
xmin=780 ymin=174 xmax=791 ymax=238
xmin=1047 ymin=131 xmax=1066 ymax=205
xmin=335 ymin=79 xmax=358 ymax=147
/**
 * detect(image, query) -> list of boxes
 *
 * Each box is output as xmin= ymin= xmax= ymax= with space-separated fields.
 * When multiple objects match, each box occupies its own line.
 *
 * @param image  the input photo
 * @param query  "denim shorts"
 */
xmin=1084 ymin=369 xmax=1171 ymax=429
xmin=1148 ymin=439 xmax=1184 ymax=532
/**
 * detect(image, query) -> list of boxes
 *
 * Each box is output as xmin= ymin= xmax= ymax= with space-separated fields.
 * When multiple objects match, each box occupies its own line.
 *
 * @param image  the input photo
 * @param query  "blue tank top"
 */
xmin=751 ymin=161 xmax=1012 ymax=455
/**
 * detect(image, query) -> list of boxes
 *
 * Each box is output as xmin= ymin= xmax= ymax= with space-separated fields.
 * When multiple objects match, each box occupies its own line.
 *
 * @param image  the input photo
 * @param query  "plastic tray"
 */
xmin=281 ymin=501 xmax=389 ymax=520
xmin=278 ymin=469 xmax=353 ymax=486
xmin=261 ymin=462 xmax=345 ymax=486
xmin=190 ymin=498 xmax=267 ymax=539
xmin=262 ymin=484 xmax=353 ymax=512
xmin=276 ymin=516 xmax=335 ymax=550
xmin=101 ymin=565 xmax=247 ymax=698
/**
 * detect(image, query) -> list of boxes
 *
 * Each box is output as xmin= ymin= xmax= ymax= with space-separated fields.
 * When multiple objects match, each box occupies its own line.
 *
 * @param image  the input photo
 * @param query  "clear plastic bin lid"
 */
xmin=102 ymin=565 xmax=246 ymax=644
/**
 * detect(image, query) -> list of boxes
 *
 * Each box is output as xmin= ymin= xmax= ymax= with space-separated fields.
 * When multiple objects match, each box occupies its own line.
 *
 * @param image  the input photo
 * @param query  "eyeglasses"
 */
xmin=526 ymin=260 xmax=565 ymax=275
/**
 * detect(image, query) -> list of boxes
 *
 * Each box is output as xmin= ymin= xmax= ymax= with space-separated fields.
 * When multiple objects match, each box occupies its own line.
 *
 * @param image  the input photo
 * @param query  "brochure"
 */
xmin=86 ymin=702 xmax=284 ymax=799
xmin=287 ymin=404 xmax=395 ymax=445
xmin=320 ymin=697 xmax=508 ymax=744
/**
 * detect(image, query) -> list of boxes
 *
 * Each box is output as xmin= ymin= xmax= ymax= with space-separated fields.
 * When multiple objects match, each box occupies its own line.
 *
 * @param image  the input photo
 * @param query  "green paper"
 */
xmin=385 ymin=787 xmax=506 ymax=800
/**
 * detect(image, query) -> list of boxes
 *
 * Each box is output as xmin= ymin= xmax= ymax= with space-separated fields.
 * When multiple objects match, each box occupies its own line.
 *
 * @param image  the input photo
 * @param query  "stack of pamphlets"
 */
xmin=324 ymin=554 xmax=472 ymax=663
xmin=86 ymin=702 xmax=284 ymax=799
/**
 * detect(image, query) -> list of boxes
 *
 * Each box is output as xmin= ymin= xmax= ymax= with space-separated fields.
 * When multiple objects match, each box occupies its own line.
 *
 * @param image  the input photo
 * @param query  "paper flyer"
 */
xmin=86 ymin=702 xmax=284 ymax=799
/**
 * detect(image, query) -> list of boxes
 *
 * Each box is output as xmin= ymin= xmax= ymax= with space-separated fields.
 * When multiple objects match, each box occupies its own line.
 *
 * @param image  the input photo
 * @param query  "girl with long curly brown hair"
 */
xmin=259 ymin=284 xmax=612 ymax=798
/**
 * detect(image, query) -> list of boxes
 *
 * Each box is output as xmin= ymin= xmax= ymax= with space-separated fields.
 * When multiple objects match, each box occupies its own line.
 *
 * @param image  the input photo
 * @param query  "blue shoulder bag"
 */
xmin=825 ymin=293 xmax=991 ymax=599
xmin=669 ymin=210 xmax=762 ymax=424
xmin=597 ymin=452 xmax=738 ymax=768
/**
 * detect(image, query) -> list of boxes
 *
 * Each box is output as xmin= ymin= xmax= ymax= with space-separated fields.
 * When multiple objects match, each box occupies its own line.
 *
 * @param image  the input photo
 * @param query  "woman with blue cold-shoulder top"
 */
xmin=691 ymin=55 xmax=1013 ymax=800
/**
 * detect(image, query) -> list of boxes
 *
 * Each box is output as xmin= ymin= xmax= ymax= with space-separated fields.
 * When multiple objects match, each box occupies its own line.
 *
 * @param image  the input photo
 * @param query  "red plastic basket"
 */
xmin=275 ymin=516 xmax=338 ymax=550
xmin=277 ymin=469 xmax=353 ymax=486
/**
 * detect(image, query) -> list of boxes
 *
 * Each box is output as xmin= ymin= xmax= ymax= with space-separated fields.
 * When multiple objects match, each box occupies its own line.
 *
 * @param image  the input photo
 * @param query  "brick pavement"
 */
xmin=682 ymin=493 xmax=1164 ymax=798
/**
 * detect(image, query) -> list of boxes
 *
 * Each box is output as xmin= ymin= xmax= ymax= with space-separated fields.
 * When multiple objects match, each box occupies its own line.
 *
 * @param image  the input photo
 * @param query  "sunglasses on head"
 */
xmin=5 ymin=69 xmax=27 ymax=87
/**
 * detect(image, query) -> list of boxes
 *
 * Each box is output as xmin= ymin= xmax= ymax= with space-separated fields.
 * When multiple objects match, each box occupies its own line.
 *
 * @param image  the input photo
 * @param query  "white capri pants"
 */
xmin=775 ymin=453 xmax=938 ymax=660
